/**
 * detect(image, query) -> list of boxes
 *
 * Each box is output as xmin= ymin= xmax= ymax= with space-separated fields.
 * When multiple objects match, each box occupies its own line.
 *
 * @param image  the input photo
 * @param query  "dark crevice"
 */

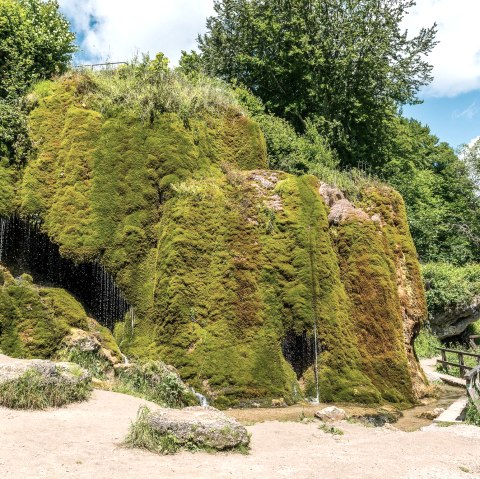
xmin=282 ymin=330 xmax=316 ymax=379
xmin=0 ymin=216 xmax=130 ymax=330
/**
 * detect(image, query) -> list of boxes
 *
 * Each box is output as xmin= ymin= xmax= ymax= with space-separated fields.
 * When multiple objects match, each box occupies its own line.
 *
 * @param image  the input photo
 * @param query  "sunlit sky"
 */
xmin=59 ymin=0 xmax=480 ymax=149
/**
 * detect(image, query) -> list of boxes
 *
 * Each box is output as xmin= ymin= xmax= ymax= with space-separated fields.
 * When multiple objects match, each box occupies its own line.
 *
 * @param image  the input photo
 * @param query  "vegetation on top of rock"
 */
xmin=0 ymin=356 xmax=91 ymax=409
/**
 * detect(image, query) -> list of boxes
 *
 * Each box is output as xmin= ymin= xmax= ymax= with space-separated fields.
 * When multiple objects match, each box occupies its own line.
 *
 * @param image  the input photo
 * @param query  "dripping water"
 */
xmin=0 ymin=215 xmax=131 ymax=330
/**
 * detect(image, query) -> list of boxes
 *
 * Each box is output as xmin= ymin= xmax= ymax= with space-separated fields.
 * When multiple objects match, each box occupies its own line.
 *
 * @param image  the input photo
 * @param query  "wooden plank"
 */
xmin=459 ymin=352 xmax=466 ymax=377
xmin=436 ymin=347 xmax=480 ymax=359
xmin=437 ymin=359 xmax=474 ymax=371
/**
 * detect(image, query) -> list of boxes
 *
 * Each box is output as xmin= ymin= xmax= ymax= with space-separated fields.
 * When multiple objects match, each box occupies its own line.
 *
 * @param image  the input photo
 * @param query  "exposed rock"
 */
xmin=319 ymin=183 xmax=370 ymax=225
xmin=63 ymin=329 xmax=102 ymax=353
xmin=146 ymin=406 xmax=250 ymax=450
xmin=315 ymin=406 xmax=347 ymax=422
xmin=353 ymin=407 xmax=402 ymax=427
xmin=0 ymin=354 xmax=90 ymax=385
xmin=429 ymin=295 xmax=480 ymax=339
xmin=418 ymin=408 xmax=445 ymax=420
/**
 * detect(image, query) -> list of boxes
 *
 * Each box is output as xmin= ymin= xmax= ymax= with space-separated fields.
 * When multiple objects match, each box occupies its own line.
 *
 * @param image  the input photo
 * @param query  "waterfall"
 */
xmin=0 ymin=217 xmax=7 ymax=263
xmin=191 ymin=389 xmax=209 ymax=407
xmin=0 ymin=215 xmax=131 ymax=330
xmin=312 ymin=320 xmax=320 ymax=404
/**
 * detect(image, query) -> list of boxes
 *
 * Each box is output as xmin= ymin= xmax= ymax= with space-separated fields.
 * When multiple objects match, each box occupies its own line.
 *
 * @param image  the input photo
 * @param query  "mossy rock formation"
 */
xmin=0 ymin=73 xmax=428 ymax=406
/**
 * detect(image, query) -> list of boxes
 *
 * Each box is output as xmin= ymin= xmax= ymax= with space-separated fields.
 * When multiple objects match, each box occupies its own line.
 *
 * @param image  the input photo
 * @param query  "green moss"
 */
xmin=0 ymin=71 xmax=426 ymax=405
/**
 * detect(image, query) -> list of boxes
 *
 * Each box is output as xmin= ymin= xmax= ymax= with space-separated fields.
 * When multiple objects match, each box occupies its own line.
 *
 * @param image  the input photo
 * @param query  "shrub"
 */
xmin=114 ymin=361 xmax=197 ymax=408
xmin=414 ymin=327 xmax=442 ymax=359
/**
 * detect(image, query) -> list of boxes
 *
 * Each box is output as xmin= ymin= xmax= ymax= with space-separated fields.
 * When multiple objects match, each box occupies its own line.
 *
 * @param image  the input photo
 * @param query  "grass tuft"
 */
xmin=0 ymin=368 xmax=91 ymax=410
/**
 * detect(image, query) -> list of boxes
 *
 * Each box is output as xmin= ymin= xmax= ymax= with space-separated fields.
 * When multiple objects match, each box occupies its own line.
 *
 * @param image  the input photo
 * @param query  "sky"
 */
xmin=58 ymin=0 xmax=480 ymax=150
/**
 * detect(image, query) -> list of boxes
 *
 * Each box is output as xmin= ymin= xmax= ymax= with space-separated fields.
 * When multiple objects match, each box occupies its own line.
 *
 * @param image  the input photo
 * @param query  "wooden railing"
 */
xmin=436 ymin=347 xmax=480 ymax=378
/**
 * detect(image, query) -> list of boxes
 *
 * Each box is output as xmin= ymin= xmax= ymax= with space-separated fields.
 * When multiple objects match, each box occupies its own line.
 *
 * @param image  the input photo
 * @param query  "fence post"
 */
xmin=458 ymin=352 xmax=466 ymax=377
xmin=441 ymin=349 xmax=447 ymax=373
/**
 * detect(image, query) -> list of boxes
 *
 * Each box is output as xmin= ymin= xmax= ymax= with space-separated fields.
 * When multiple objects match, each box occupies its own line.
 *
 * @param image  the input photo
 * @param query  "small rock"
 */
xmin=418 ymin=408 xmax=445 ymax=420
xmin=271 ymin=398 xmax=287 ymax=407
xmin=315 ymin=406 xmax=346 ymax=422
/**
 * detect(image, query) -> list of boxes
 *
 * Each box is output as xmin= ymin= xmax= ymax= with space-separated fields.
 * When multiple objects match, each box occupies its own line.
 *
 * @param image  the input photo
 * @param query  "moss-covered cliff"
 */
xmin=0 ymin=72 xmax=428 ymax=406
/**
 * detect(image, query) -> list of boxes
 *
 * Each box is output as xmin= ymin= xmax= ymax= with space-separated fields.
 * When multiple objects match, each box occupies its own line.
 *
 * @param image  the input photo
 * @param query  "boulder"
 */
xmin=418 ymin=408 xmax=445 ymax=420
xmin=146 ymin=406 xmax=250 ymax=450
xmin=315 ymin=406 xmax=347 ymax=422
xmin=429 ymin=295 xmax=480 ymax=339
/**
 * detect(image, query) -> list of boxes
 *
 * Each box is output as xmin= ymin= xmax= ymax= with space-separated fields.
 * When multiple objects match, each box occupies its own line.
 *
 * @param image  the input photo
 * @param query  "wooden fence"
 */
xmin=436 ymin=347 xmax=480 ymax=378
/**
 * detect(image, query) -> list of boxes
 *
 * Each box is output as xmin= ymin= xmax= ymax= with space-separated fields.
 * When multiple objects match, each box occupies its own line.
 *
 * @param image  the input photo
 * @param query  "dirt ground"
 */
xmin=1 ymin=389 xmax=480 ymax=479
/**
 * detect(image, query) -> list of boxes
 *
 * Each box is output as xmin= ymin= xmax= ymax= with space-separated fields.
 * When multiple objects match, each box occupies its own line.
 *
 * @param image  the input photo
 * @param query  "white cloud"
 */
xmin=59 ymin=0 xmax=215 ymax=65
xmin=60 ymin=0 xmax=480 ymax=97
xmin=403 ymin=0 xmax=480 ymax=97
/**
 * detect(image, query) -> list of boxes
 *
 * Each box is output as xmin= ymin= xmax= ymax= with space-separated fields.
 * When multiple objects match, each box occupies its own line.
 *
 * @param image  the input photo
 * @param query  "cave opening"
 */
xmin=282 ymin=330 xmax=317 ymax=379
xmin=0 ymin=216 xmax=130 ymax=330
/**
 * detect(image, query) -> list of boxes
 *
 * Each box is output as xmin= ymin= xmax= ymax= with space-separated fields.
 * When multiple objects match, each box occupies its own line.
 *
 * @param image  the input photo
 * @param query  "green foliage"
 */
xmin=124 ymin=407 xmax=182 ymax=455
xmin=0 ymin=367 xmax=91 ymax=409
xmin=414 ymin=327 xmax=442 ymax=359
xmin=382 ymin=119 xmax=480 ymax=265
xmin=318 ymin=423 xmax=344 ymax=436
xmin=60 ymin=348 xmax=112 ymax=380
xmin=234 ymin=87 xmax=338 ymax=173
xmin=460 ymin=137 xmax=480 ymax=193
xmin=422 ymin=263 xmax=480 ymax=314
xmin=0 ymin=0 xmax=75 ymax=165
xmin=198 ymin=0 xmax=437 ymax=167
xmin=114 ymin=362 xmax=197 ymax=408
xmin=465 ymin=401 xmax=480 ymax=426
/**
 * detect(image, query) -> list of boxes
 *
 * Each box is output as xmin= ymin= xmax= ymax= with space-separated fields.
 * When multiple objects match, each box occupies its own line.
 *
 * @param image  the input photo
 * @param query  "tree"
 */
xmin=460 ymin=137 xmax=480 ymax=193
xmin=198 ymin=0 xmax=437 ymax=167
xmin=0 ymin=0 xmax=76 ymax=164
xmin=382 ymin=118 xmax=480 ymax=264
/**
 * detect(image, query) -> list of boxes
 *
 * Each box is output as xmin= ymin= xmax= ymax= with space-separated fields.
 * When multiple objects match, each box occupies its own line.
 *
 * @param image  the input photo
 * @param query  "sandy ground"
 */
xmin=1 ymin=389 xmax=480 ymax=479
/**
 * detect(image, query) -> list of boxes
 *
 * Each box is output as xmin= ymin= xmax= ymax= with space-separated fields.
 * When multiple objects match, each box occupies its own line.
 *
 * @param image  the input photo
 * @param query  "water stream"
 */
xmin=0 ymin=215 xmax=131 ymax=330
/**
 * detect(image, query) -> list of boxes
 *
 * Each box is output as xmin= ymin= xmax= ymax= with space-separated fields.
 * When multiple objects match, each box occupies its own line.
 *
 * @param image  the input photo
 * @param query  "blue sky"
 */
xmin=58 ymin=0 xmax=480 ymax=149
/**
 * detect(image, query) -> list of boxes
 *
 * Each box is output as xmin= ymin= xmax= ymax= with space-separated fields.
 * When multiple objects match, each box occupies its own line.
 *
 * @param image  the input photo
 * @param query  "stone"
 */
xmin=429 ymin=295 xmax=480 ymax=339
xmin=315 ymin=406 xmax=347 ymax=422
xmin=146 ymin=406 xmax=250 ymax=450
xmin=418 ymin=408 xmax=445 ymax=420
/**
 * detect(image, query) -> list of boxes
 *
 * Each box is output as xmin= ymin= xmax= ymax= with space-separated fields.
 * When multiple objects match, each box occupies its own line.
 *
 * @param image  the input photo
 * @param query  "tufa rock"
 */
xmin=315 ymin=406 xmax=347 ymax=422
xmin=418 ymin=408 xmax=445 ymax=420
xmin=146 ymin=406 xmax=250 ymax=450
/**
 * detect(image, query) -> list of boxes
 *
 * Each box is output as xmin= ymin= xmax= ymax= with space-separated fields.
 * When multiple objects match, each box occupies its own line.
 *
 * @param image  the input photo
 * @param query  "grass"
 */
xmin=124 ymin=407 xmax=183 ymax=455
xmin=0 ymin=368 xmax=91 ymax=409
xmin=59 ymin=348 xmax=112 ymax=380
xmin=318 ymin=422 xmax=345 ymax=436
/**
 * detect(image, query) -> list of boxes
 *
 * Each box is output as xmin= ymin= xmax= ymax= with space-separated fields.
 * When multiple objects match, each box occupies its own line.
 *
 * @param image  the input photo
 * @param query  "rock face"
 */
xmin=315 ymin=406 xmax=347 ymax=422
xmin=429 ymin=295 xmax=480 ymax=339
xmin=146 ymin=406 xmax=250 ymax=450
xmin=0 ymin=74 xmax=428 ymax=406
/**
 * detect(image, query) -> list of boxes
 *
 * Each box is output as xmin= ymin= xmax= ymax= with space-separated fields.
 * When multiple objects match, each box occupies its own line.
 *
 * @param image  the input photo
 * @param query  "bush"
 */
xmin=414 ymin=327 xmax=442 ymax=359
xmin=0 ymin=367 xmax=91 ymax=409
xmin=422 ymin=263 xmax=480 ymax=315
xmin=114 ymin=361 xmax=197 ymax=408
xmin=465 ymin=401 xmax=480 ymax=426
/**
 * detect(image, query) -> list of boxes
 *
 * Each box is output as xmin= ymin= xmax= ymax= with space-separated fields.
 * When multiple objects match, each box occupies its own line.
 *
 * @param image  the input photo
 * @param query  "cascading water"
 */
xmin=0 ymin=215 xmax=131 ymax=330
xmin=0 ymin=217 xmax=7 ymax=263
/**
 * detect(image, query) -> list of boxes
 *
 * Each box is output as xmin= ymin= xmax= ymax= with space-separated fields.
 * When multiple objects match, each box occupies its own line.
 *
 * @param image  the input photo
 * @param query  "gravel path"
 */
xmin=1 ymin=389 xmax=480 ymax=479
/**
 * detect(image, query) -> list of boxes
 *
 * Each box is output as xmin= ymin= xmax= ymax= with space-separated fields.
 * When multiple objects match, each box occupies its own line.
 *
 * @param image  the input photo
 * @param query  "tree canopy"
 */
xmin=0 ymin=0 xmax=76 ymax=164
xmin=198 ymin=0 xmax=437 ymax=168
